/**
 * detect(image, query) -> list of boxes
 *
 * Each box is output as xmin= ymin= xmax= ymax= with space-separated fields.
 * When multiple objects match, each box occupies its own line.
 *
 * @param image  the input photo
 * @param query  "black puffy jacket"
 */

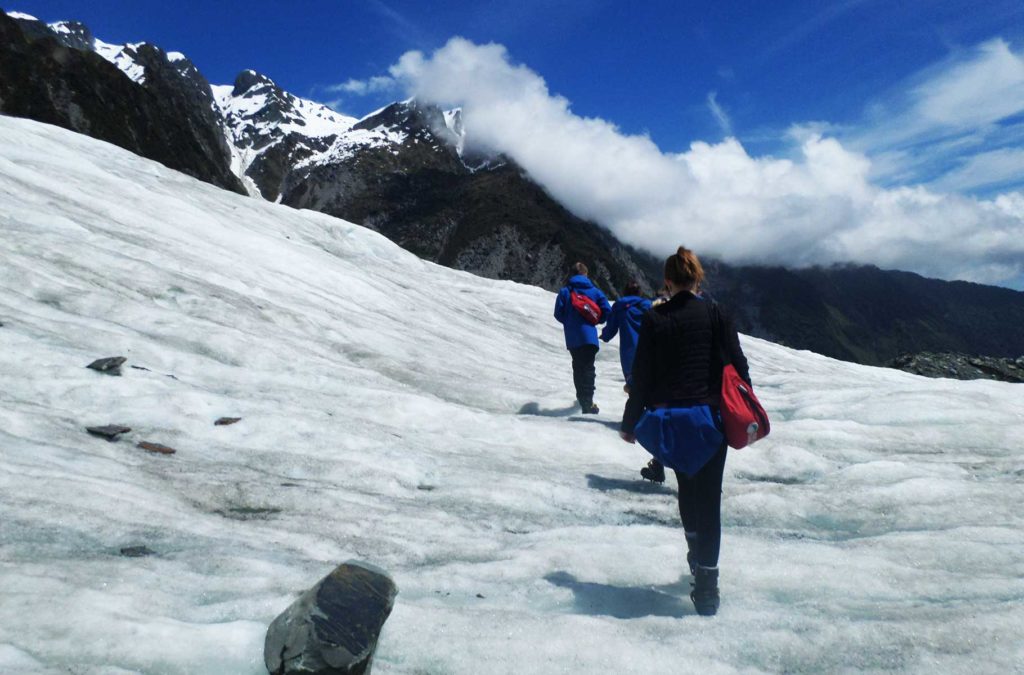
xmin=621 ymin=291 xmax=750 ymax=432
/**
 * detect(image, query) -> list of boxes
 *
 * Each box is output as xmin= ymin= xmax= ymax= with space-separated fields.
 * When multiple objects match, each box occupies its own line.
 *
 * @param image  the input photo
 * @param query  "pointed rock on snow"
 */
xmin=265 ymin=561 xmax=397 ymax=675
xmin=86 ymin=356 xmax=127 ymax=375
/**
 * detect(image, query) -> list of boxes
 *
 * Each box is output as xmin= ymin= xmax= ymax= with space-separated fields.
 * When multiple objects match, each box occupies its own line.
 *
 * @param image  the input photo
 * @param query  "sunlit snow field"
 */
xmin=1 ymin=116 xmax=1023 ymax=674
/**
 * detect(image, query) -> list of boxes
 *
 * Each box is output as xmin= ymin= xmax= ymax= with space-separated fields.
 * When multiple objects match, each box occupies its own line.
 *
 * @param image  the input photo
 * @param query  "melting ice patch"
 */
xmin=0 ymin=116 xmax=1022 ymax=674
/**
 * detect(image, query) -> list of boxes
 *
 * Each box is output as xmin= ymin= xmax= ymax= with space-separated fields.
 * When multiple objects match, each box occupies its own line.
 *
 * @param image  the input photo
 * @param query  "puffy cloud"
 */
xmin=390 ymin=38 xmax=1024 ymax=285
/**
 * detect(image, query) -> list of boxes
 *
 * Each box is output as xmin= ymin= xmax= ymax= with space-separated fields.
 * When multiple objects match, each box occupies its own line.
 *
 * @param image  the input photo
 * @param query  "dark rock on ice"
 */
xmin=120 ymin=545 xmax=155 ymax=557
xmin=214 ymin=416 xmax=242 ymax=426
xmin=218 ymin=506 xmax=281 ymax=520
xmin=265 ymin=560 xmax=398 ymax=675
xmin=137 ymin=441 xmax=176 ymax=455
xmin=86 ymin=356 xmax=127 ymax=375
xmin=86 ymin=425 xmax=131 ymax=441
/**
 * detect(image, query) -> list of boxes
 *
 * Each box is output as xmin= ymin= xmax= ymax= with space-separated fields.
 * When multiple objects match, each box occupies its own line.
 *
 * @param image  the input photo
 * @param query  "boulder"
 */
xmin=86 ymin=356 xmax=127 ymax=375
xmin=215 ymin=416 xmax=242 ymax=426
xmin=265 ymin=561 xmax=398 ymax=675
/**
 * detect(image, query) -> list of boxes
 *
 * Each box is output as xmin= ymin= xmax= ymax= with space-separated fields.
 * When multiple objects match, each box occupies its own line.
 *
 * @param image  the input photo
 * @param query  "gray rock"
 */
xmin=86 ymin=356 xmax=127 ymax=375
xmin=214 ymin=416 xmax=242 ymax=426
xmin=137 ymin=441 xmax=176 ymax=455
xmin=86 ymin=425 xmax=131 ymax=441
xmin=265 ymin=561 xmax=397 ymax=675
xmin=120 ymin=545 xmax=155 ymax=557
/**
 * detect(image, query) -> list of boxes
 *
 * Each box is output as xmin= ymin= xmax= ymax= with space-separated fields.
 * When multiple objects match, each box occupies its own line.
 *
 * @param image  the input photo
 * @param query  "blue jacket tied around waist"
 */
xmin=554 ymin=275 xmax=612 ymax=350
xmin=634 ymin=405 xmax=724 ymax=476
xmin=600 ymin=295 xmax=652 ymax=383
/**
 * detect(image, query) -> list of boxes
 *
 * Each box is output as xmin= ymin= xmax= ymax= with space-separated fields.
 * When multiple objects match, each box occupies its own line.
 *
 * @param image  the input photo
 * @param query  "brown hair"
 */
xmin=622 ymin=280 xmax=641 ymax=296
xmin=664 ymin=246 xmax=704 ymax=289
xmin=570 ymin=261 xmax=589 ymax=277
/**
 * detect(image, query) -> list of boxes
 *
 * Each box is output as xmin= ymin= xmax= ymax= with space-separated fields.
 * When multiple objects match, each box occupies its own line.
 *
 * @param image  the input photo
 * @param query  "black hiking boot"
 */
xmin=640 ymin=459 xmax=665 ymax=483
xmin=690 ymin=566 xmax=720 ymax=617
xmin=581 ymin=402 xmax=600 ymax=414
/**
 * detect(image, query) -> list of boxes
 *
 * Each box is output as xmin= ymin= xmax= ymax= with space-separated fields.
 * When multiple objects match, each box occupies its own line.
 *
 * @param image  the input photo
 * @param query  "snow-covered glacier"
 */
xmin=0 ymin=116 xmax=1022 ymax=674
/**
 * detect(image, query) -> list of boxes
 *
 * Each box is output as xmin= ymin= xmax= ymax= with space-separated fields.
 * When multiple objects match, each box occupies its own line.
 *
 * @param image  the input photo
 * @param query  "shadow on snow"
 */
xmin=517 ymin=402 xmax=578 ymax=417
xmin=545 ymin=571 xmax=692 ymax=619
xmin=585 ymin=473 xmax=674 ymax=495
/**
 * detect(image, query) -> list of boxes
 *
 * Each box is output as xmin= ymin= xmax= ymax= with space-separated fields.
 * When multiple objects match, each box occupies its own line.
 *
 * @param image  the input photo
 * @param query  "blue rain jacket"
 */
xmin=553 ymin=275 xmax=612 ymax=349
xmin=600 ymin=295 xmax=652 ymax=383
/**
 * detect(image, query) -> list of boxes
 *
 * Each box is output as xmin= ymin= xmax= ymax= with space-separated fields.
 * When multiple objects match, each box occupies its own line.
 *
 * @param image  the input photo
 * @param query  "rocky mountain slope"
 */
xmin=889 ymin=352 xmax=1024 ymax=383
xmin=0 ymin=11 xmax=244 ymax=194
xmin=211 ymin=79 xmax=653 ymax=294
xmin=701 ymin=261 xmax=1024 ymax=366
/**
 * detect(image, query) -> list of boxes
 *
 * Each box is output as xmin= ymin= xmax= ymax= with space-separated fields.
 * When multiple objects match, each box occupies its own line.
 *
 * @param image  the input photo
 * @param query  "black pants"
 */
xmin=569 ymin=344 xmax=598 ymax=406
xmin=674 ymin=442 xmax=728 ymax=568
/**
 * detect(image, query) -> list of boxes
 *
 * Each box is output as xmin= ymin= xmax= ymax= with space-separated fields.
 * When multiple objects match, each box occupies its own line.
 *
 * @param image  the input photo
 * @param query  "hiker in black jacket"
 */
xmin=620 ymin=246 xmax=750 ymax=617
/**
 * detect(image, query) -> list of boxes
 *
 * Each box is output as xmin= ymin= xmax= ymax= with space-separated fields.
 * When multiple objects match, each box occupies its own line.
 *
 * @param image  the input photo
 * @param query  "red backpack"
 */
xmin=710 ymin=303 xmax=770 ymax=449
xmin=570 ymin=290 xmax=602 ymax=325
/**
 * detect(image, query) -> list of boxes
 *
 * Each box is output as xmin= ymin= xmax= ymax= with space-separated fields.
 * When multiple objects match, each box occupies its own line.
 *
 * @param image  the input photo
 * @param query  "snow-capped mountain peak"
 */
xmin=215 ymin=70 xmax=357 ymax=146
xmin=45 ymin=19 xmax=93 ymax=51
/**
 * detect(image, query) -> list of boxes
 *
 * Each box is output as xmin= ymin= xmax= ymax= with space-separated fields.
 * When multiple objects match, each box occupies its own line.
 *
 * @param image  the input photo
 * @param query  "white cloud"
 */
xmin=706 ymin=91 xmax=733 ymax=138
xmin=911 ymin=39 xmax=1024 ymax=128
xmin=326 ymin=76 xmax=397 ymax=96
xmin=388 ymin=38 xmax=1024 ymax=285
xmin=849 ymin=39 xmax=1024 ymax=190
xmin=930 ymin=147 xmax=1024 ymax=193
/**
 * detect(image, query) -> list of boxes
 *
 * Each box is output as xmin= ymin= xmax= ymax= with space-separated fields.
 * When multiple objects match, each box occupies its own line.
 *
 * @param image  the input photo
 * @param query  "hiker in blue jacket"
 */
xmin=600 ymin=280 xmax=652 ymax=393
xmin=554 ymin=262 xmax=612 ymax=414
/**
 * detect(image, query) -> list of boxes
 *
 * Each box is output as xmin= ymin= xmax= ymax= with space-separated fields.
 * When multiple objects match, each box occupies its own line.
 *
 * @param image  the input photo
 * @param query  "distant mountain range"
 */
xmin=2 ymin=9 xmax=1021 ymax=371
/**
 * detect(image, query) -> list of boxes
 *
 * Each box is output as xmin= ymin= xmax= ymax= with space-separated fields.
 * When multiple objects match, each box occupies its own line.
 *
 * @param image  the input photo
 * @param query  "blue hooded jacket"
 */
xmin=554 ymin=275 xmax=612 ymax=349
xmin=600 ymin=295 xmax=652 ymax=383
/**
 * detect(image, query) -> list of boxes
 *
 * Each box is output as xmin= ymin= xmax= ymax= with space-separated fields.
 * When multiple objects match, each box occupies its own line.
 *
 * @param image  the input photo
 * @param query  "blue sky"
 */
xmin=9 ymin=0 xmax=1024 ymax=287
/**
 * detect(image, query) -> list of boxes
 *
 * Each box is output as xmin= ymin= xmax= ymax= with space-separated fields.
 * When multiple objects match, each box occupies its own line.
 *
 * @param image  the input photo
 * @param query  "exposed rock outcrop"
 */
xmin=890 ymin=352 xmax=1024 ymax=383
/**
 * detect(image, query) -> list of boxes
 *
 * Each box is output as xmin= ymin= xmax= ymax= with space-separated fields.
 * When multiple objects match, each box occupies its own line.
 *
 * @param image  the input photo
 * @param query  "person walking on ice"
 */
xmin=619 ymin=246 xmax=751 ymax=616
xmin=554 ymin=262 xmax=612 ymax=414
xmin=600 ymin=280 xmax=652 ymax=394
